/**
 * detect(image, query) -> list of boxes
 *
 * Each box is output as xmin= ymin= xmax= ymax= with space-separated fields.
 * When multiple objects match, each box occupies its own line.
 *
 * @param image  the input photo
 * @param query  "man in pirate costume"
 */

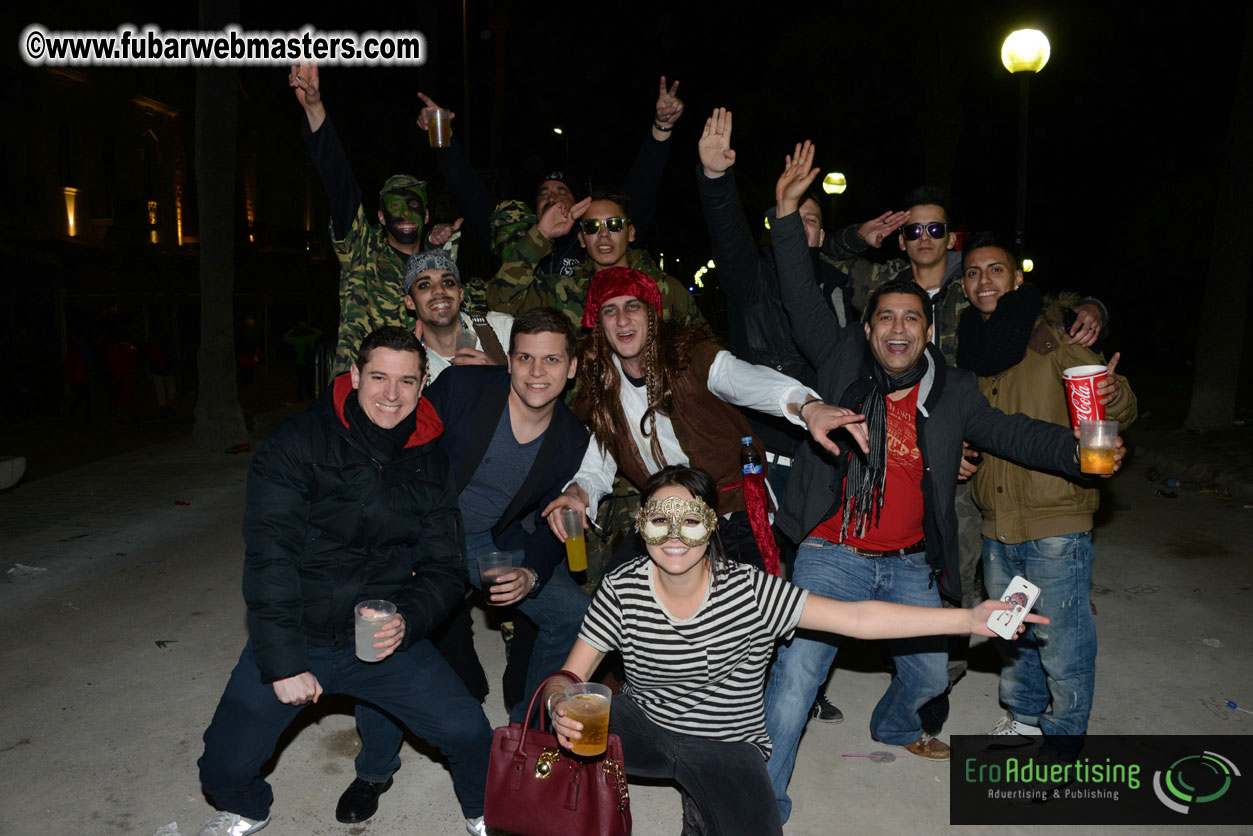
xmin=760 ymin=143 xmax=1120 ymax=821
xmin=541 ymin=266 xmax=849 ymax=576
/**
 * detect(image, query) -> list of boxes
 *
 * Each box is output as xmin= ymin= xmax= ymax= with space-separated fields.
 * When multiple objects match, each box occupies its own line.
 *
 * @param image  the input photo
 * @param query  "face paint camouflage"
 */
xmin=382 ymin=190 xmax=425 ymax=245
xmin=635 ymin=495 xmax=718 ymax=547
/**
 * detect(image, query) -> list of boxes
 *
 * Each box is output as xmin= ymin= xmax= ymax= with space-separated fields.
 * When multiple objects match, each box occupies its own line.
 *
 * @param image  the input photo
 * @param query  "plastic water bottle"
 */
xmin=740 ymin=436 xmax=762 ymax=476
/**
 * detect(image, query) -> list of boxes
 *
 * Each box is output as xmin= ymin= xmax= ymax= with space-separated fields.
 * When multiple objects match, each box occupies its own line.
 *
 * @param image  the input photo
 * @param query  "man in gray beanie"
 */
xmin=403 ymin=249 xmax=513 ymax=383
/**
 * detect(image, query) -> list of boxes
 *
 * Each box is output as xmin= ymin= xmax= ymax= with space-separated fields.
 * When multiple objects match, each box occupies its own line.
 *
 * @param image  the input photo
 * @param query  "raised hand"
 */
xmin=698 ymin=108 xmax=736 ymax=178
xmin=538 ymin=196 xmax=592 ymax=241
xmin=289 ymin=62 xmax=325 ymax=131
xmin=428 ymin=217 xmax=463 ymax=247
xmin=775 ymin=141 xmax=821 ymax=216
xmin=654 ymin=76 xmax=684 ymax=131
xmin=858 ymin=210 xmax=912 ymax=248
xmin=1068 ymin=304 xmax=1103 ymax=346
xmin=416 ymin=92 xmax=454 ymax=131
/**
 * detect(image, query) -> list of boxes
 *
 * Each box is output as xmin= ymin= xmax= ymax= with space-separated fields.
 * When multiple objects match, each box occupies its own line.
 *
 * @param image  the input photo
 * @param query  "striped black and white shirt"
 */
xmin=580 ymin=556 xmax=808 ymax=757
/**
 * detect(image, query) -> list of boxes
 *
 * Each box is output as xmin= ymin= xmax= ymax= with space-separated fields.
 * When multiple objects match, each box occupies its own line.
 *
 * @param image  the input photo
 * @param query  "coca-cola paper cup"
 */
xmin=1063 ymin=364 xmax=1108 ymax=430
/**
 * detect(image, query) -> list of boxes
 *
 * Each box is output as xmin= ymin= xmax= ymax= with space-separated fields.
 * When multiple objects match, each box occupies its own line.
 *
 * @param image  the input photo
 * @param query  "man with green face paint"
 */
xmin=291 ymin=63 xmax=471 ymax=373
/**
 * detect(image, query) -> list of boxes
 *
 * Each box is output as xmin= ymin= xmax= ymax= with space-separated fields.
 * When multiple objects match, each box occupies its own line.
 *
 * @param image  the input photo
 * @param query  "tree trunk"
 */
xmin=192 ymin=0 xmax=247 ymax=449
xmin=1185 ymin=9 xmax=1253 ymax=432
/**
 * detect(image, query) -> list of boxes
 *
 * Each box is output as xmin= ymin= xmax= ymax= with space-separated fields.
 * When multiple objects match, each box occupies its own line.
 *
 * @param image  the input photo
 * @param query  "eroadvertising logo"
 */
xmin=950 ymin=736 xmax=1251 ymax=825
xmin=1152 ymin=750 xmax=1240 ymax=814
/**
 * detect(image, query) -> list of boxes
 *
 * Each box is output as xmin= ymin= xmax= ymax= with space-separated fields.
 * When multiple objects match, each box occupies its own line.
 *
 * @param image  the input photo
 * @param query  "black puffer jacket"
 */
xmin=241 ymin=374 xmax=465 ymax=682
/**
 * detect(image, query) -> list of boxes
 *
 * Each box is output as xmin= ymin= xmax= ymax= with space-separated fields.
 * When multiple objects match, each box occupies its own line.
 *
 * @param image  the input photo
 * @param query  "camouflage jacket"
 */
xmin=332 ymin=207 xmax=485 ymax=373
xmin=823 ymin=225 xmax=968 ymax=366
xmin=486 ymin=216 xmax=708 ymax=333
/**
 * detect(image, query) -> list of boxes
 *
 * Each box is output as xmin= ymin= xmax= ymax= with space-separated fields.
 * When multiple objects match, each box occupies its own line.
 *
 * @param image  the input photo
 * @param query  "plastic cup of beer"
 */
xmin=558 ymin=508 xmax=587 ymax=572
xmin=563 ymin=682 xmax=612 ymax=757
xmin=477 ymin=551 xmax=514 ymax=601
xmin=1078 ymin=419 xmax=1118 ymax=475
xmin=427 ymin=108 xmax=452 ymax=148
xmin=355 ymin=600 xmax=396 ymax=662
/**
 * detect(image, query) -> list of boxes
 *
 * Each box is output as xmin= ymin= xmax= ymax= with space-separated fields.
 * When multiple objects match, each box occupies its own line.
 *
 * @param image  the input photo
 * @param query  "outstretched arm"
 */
xmin=415 ymin=92 xmax=495 ymax=252
xmin=799 ymin=595 xmax=1046 ymax=640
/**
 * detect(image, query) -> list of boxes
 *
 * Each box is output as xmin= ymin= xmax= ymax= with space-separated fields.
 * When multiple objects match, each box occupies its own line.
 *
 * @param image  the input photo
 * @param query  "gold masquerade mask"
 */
xmin=634 ymin=495 xmax=717 ymax=547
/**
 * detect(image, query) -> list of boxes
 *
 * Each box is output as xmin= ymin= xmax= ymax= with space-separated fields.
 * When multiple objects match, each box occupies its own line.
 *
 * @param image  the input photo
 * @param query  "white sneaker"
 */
xmin=196 ymin=811 xmax=270 ymax=836
xmin=990 ymin=713 xmax=1042 ymax=736
xmin=465 ymin=815 xmax=488 ymax=836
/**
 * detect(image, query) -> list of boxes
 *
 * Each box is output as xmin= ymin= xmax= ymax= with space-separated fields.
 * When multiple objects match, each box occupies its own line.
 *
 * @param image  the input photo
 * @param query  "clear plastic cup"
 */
xmin=477 ymin=551 xmax=514 ymax=602
xmin=563 ymin=682 xmax=611 ymax=757
xmin=355 ymin=600 xmax=396 ymax=662
xmin=1078 ymin=419 xmax=1118 ymax=474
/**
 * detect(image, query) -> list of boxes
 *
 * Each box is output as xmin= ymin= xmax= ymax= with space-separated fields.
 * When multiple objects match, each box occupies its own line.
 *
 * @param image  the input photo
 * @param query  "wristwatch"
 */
xmin=526 ymin=567 xmax=542 ymax=598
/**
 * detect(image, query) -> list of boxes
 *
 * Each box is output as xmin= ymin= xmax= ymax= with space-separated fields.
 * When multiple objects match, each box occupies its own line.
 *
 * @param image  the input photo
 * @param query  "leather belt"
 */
xmin=765 ymin=452 xmax=793 ymax=468
xmin=845 ymin=538 xmax=927 ymax=558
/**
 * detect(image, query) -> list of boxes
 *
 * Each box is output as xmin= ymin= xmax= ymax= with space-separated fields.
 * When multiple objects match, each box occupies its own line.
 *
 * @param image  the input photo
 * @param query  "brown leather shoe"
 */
xmin=901 ymin=734 xmax=950 ymax=760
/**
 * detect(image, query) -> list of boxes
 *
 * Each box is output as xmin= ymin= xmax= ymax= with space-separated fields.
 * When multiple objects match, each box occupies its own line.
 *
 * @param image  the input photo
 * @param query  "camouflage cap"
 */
xmin=403 ymin=249 xmax=461 ymax=293
xmin=379 ymin=174 xmax=429 ymax=206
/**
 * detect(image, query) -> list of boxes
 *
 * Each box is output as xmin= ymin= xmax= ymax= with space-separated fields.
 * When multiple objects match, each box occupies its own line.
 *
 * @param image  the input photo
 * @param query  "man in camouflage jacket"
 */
xmin=290 ymin=63 xmax=467 ymax=373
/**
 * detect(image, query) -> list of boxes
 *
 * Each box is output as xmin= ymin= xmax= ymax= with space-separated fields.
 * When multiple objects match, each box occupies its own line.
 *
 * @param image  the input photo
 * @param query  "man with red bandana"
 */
xmin=541 ymin=266 xmax=850 ymax=574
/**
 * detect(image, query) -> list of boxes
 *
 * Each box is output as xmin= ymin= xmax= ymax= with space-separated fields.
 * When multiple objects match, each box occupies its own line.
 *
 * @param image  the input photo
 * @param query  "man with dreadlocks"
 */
xmin=760 ymin=142 xmax=1121 ymax=821
xmin=540 ymin=266 xmax=857 ymax=575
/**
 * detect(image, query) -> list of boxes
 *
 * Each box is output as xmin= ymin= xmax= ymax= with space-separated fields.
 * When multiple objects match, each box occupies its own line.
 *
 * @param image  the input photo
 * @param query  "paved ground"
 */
xmin=1 ymin=417 xmax=1250 ymax=836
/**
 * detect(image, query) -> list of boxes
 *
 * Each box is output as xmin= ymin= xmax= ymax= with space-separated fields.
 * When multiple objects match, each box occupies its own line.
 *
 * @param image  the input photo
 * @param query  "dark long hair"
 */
xmin=641 ymin=465 xmax=729 ymax=576
xmin=580 ymin=305 xmax=705 ymax=467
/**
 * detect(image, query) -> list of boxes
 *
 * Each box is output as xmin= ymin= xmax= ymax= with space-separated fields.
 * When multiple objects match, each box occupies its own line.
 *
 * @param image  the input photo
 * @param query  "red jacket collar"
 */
xmin=331 ymin=373 xmax=444 ymax=448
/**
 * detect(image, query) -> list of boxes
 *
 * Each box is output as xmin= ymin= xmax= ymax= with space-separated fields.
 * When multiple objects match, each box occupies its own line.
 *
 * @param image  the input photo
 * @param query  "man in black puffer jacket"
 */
xmin=195 ymin=326 xmax=492 ymax=836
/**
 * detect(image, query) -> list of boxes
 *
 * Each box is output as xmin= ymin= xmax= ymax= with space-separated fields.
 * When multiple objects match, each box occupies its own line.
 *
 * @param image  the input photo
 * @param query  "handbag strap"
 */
xmin=516 ymin=669 xmax=583 ymax=753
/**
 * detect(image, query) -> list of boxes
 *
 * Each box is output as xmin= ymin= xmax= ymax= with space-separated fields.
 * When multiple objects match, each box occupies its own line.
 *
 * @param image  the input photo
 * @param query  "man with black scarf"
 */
xmin=760 ymin=144 xmax=1119 ymax=823
xmin=957 ymin=233 xmax=1135 ymax=751
xmin=194 ymin=326 xmax=493 ymax=836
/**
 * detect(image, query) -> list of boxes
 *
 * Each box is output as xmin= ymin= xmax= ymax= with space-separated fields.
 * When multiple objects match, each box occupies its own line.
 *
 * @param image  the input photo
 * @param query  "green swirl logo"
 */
xmin=1153 ymin=752 xmax=1240 ymax=814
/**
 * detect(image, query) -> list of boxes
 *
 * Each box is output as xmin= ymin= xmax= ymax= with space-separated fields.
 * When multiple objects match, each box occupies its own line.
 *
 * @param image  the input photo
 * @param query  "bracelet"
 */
xmin=546 ymin=691 xmax=565 ymax=715
xmin=653 ymin=122 xmax=673 ymax=132
xmin=798 ymin=399 xmax=823 ymax=421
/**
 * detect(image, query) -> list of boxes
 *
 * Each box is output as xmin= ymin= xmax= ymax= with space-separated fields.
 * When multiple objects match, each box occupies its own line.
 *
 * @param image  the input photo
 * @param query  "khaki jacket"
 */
xmin=971 ymin=305 xmax=1137 ymax=544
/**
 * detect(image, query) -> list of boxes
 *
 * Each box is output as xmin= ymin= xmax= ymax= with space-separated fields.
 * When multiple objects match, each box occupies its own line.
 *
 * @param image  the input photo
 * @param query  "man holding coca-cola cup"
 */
xmin=956 ymin=232 xmax=1137 ymax=757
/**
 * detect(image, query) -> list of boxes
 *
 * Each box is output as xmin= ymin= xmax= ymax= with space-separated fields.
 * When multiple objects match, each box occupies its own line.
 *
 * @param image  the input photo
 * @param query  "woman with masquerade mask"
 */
xmin=541 ymin=465 xmax=1046 ymax=836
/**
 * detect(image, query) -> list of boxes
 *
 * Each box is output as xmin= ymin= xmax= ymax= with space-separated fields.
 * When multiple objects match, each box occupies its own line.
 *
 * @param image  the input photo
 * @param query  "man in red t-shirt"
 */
xmin=760 ymin=141 xmax=1119 ymax=824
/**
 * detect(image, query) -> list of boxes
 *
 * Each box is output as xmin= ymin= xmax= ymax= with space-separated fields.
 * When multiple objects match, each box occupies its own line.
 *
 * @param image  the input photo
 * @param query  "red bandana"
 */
xmin=581 ymin=266 xmax=663 ymax=328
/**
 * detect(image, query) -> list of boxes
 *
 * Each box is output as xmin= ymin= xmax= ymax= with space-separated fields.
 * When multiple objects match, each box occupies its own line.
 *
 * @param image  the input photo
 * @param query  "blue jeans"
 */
xmin=982 ymin=532 xmax=1096 ymax=738
xmin=763 ymin=537 xmax=947 ymax=822
xmin=198 ymin=639 xmax=491 ymax=821
xmin=611 ymin=694 xmax=783 ymax=836
xmin=354 ymin=530 xmax=591 ymax=781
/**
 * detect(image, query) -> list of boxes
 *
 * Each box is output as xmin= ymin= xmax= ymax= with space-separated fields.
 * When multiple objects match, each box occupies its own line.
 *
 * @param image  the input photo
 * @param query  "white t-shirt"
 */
xmin=425 ymin=310 xmax=514 ymax=384
xmin=579 ymin=557 xmax=808 ymax=757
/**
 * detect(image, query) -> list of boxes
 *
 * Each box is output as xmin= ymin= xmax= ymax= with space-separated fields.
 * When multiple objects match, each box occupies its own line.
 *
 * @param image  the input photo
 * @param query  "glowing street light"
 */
xmin=821 ymin=172 xmax=847 ymax=195
xmin=1022 ymin=258 xmax=1035 ymax=273
xmin=706 ymin=259 xmax=715 ymax=268
xmin=1001 ymin=28 xmax=1050 ymax=250
xmin=552 ymin=127 xmax=563 ymax=135
xmin=1001 ymin=29 xmax=1051 ymax=74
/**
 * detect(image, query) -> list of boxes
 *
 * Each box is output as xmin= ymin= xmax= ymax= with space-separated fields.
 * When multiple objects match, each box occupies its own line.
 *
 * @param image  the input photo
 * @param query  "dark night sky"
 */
xmin=6 ymin=2 xmax=1250 ymax=375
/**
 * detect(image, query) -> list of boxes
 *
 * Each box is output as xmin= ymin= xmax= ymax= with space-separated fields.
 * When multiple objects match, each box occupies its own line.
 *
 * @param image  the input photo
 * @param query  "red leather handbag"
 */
xmin=483 ymin=670 xmax=631 ymax=836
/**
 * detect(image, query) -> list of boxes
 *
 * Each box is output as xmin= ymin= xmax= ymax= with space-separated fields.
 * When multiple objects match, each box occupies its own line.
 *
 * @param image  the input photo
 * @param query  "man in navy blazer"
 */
xmin=337 ymin=307 xmax=591 ymax=825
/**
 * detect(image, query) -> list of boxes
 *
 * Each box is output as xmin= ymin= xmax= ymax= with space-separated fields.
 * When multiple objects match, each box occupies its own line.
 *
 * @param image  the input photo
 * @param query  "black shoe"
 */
xmin=810 ymin=693 xmax=844 ymax=724
xmin=335 ymin=777 xmax=393 ymax=823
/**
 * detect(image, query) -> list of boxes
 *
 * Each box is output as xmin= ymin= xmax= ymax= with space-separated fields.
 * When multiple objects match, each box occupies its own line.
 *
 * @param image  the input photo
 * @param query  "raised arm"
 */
xmin=622 ymin=76 xmax=684 ymax=240
xmin=696 ymin=108 xmax=766 ymax=306
xmin=291 ymin=62 xmax=360 ymax=241
xmin=771 ymin=142 xmax=853 ymax=368
xmin=414 ymin=92 xmax=496 ymax=252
